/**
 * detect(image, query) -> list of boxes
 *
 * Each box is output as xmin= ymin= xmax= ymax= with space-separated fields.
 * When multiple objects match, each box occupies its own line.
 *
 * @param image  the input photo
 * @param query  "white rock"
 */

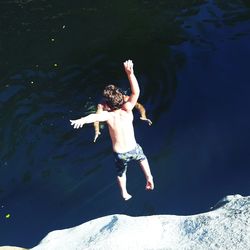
xmin=30 ymin=194 xmax=250 ymax=250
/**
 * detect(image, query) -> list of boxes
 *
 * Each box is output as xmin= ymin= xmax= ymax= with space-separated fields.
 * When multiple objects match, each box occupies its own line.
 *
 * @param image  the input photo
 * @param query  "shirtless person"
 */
xmin=70 ymin=60 xmax=154 ymax=200
xmin=93 ymin=95 xmax=152 ymax=142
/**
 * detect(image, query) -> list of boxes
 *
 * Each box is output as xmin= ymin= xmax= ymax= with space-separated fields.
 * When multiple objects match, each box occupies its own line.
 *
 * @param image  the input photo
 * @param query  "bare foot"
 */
xmin=146 ymin=176 xmax=154 ymax=190
xmin=122 ymin=193 xmax=132 ymax=201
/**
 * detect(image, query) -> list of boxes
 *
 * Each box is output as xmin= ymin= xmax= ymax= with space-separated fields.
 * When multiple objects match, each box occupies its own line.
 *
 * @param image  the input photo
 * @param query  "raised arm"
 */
xmin=123 ymin=60 xmax=140 ymax=111
xmin=70 ymin=111 xmax=111 ymax=129
xmin=123 ymin=94 xmax=152 ymax=125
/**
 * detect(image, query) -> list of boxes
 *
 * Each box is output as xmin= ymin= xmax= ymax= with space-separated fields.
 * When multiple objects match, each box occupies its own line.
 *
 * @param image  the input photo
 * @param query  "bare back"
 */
xmin=106 ymin=108 xmax=137 ymax=153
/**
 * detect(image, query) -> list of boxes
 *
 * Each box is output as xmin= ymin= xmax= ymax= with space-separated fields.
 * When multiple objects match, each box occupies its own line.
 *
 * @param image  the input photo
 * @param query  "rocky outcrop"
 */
xmin=3 ymin=195 xmax=250 ymax=250
xmin=30 ymin=194 xmax=249 ymax=250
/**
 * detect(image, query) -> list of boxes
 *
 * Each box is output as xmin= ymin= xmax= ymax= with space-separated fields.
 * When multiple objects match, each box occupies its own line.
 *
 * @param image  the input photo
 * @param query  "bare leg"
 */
xmin=117 ymin=171 xmax=132 ymax=200
xmin=139 ymin=159 xmax=154 ymax=190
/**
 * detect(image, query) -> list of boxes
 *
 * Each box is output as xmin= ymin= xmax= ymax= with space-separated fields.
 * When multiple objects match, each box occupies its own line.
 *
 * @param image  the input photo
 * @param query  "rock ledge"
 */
xmin=3 ymin=194 xmax=250 ymax=250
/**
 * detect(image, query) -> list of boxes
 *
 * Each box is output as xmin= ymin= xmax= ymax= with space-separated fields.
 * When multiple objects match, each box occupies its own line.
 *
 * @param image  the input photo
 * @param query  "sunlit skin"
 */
xmin=70 ymin=60 xmax=154 ymax=200
xmin=93 ymin=98 xmax=152 ymax=143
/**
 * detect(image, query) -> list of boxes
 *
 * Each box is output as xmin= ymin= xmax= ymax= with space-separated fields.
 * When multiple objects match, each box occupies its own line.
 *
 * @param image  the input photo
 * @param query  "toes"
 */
xmin=123 ymin=194 xmax=132 ymax=201
xmin=146 ymin=180 xmax=154 ymax=190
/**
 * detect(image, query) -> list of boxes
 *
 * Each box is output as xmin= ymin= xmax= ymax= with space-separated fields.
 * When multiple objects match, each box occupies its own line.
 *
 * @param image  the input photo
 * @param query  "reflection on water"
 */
xmin=1 ymin=0 xmax=250 ymax=247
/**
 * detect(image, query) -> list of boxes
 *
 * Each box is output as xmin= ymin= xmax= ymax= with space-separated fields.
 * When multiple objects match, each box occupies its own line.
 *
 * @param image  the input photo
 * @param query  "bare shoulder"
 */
xmin=97 ymin=110 xmax=113 ymax=122
xmin=122 ymin=101 xmax=133 ymax=112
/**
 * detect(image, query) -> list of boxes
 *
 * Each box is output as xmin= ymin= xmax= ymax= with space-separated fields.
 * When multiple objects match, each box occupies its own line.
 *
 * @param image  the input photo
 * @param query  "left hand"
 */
xmin=70 ymin=118 xmax=85 ymax=129
xmin=123 ymin=59 xmax=134 ymax=75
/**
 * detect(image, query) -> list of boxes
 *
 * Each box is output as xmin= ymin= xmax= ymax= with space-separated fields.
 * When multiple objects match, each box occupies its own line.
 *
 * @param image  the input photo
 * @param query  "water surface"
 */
xmin=1 ymin=0 xmax=250 ymax=247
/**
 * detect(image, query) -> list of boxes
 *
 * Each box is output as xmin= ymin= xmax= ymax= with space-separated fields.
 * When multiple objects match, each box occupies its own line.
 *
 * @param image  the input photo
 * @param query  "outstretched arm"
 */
xmin=123 ymin=60 xmax=140 ymax=111
xmin=70 ymin=111 xmax=111 ymax=129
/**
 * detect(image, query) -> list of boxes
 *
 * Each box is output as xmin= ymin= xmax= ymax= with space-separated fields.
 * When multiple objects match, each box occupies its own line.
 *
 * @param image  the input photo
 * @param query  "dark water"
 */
xmin=1 ymin=0 xmax=250 ymax=247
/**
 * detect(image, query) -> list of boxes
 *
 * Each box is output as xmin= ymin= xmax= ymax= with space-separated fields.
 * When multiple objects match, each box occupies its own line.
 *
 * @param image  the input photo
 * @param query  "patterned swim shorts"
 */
xmin=113 ymin=144 xmax=147 ymax=177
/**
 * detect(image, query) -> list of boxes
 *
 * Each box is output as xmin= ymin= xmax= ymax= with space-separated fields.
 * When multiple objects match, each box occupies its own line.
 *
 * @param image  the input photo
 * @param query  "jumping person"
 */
xmin=70 ymin=60 xmax=154 ymax=200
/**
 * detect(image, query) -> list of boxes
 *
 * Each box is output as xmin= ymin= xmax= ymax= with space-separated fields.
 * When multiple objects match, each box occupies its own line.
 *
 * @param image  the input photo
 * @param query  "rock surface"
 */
xmin=3 ymin=195 xmax=250 ymax=250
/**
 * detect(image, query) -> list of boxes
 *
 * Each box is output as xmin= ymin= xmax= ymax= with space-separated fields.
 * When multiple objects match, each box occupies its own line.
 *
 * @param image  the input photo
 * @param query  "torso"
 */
xmin=106 ymin=108 xmax=137 ymax=153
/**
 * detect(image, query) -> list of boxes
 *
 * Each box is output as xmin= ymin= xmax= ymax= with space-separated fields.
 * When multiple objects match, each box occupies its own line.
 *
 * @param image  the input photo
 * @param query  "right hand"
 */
xmin=123 ymin=59 xmax=134 ymax=75
xmin=70 ymin=118 xmax=85 ymax=129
